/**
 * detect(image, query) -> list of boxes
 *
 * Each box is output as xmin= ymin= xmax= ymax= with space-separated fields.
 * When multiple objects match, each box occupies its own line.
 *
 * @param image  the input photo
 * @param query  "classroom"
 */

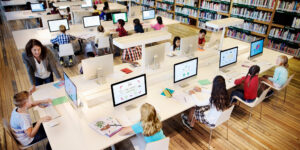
xmin=0 ymin=0 xmax=299 ymax=149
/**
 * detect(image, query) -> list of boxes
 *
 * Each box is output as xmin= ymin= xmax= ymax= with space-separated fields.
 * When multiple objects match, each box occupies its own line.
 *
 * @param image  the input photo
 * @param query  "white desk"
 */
xmin=70 ymin=3 xmax=127 ymax=12
xmin=5 ymin=10 xmax=50 ymax=21
xmin=32 ymin=42 xmax=292 ymax=150
xmin=1 ymin=0 xmax=37 ymax=6
xmin=53 ymin=1 xmax=86 ymax=7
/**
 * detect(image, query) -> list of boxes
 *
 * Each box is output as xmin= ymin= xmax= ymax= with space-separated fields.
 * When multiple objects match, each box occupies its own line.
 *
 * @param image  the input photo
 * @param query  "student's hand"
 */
xmin=193 ymin=86 xmax=201 ymax=92
xmin=40 ymin=116 xmax=52 ymax=122
xmin=29 ymin=86 xmax=36 ymax=95
xmin=188 ymin=90 xmax=195 ymax=95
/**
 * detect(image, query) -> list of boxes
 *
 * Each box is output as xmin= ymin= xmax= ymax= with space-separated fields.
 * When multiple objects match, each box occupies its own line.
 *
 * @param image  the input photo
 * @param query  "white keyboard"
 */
xmin=44 ymin=105 xmax=60 ymax=119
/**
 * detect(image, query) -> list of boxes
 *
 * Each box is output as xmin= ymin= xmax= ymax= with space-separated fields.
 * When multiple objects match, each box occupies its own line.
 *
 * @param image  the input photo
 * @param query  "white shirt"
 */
xmin=168 ymin=45 xmax=180 ymax=56
xmin=34 ymin=58 xmax=51 ymax=79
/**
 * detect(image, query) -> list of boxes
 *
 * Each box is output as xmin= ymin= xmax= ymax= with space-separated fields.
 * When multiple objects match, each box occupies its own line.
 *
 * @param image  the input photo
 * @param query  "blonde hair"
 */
xmin=140 ymin=103 xmax=162 ymax=136
xmin=59 ymin=25 xmax=66 ymax=33
xmin=13 ymin=91 xmax=29 ymax=108
xmin=278 ymin=55 xmax=288 ymax=68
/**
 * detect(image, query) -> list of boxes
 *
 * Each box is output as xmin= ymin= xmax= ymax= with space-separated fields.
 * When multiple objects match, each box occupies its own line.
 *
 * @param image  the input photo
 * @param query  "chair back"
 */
xmin=281 ymin=74 xmax=295 ymax=89
xmin=59 ymin=43 xmax=74 ymax=57
xmin=253 ymin=87 xmax=272 ymax=106
xmin=145 ymin=137 xmax=170 ymax=150
xmin=96 ymin=36 xmax=110 ymax=49
xmin=214 ymin=106 xmax=234 ymax=127
xmin=2 ymin=118 xmax=20 ymax=147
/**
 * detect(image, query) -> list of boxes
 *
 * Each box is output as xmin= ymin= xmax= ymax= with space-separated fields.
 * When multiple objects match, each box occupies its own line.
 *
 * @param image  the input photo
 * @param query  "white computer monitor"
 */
xmin=219 ymin=46 xmax=238 ymax=68
xmin=48 ymin=19 xmax=69 ymax=32
xmin=111 ymin=74 xmax=147 ymax=107
xmin=64 ymin=72 xmax=79 ymax=107
xmin=144 ymin=43 xmax=168 ymax=69
xmin=81 ymin=0 xmax=92 ymax=8
xmin=31 ymin=3 xmax=45 ymax=12
xmin=180 ymin=35 xmax=198 ymax=57
xmin=174 ymin=57 xmax=198 ymax=84
xmin=83 ymin=16 xmax=100 ymax=28
xmin=250 ymin=39 xmax=264 ymax=59
xmin=112 ymin=13 xmax=128 ymax=24
xmin=81 ymin=54 xmax=114 ymax=80
xmin=142 ymin=9 xmax=155 ymax=20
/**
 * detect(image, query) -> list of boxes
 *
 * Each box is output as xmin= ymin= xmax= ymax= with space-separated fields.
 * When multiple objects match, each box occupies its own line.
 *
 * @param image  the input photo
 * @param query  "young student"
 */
xmin=133 ymin=18 xmax=144 ymax=33
xmin=230 ymin=65 xmax=260 ymax=103
xmin=50 ymin=6 xmax=60 ymax=14
xmin=66 ymin=7 xmax=72 ymax=23
xmin=261 ymin=55 xmax=289 ymax=97
xmin=94 ymin=25 xmax=110 ymax=54
xmin=99 ymin=6 xmax=108 ymax=20
xmin=50 ymin=25 xmax=76 ymax=65
xmin=114 ymin=19 xmax=128 ymax=37
xmin=151 ymin=16 xmax=164 ymax=30
xmin=181 ymin=75 xmax=232 ymax=130
xmin=10 ymin=91 xmax=52 ymax=150
xmin=119 ymin=103 xmax=166 ymax=143
xmin=198 ymin=29 xmax=207 ymax=49
xmin=93 ymin=5 xmax=101 ymax=15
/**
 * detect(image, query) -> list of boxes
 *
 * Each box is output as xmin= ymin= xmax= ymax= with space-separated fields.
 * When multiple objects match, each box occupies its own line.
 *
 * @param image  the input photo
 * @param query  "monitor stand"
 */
xmin=97 ymin=67 xmax=106 ymax=85
xmin=125 ymin=104 xmax=137 ymax=111
xmin=89 ymin=28 xmax=94 ymax=32
xmin=152 ymin=55 xmax=160 ymax=70
xmin=179 ymin=82 xmax=189 ymax=88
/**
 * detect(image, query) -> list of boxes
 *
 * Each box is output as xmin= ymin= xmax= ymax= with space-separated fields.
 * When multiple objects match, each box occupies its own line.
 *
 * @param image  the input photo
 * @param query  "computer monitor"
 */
xmin=250 ymin=39 xmax=264 ymax=59
xmin=81 ymin=0 xmax=92 ymax=8
xmin=219 ymin=46 xmax=238 ymax=68
xmin=112 ymin=13 xmax=128 ymax=24
xmin=64 ymin=72 xmax=79 ymax=107
xmin=111 ymin=74 xmax=147 ymax=107
xmin=144 ymin=43 xmax=168 ymax=69
xmin=83 ymin=16 xmax=100 ymax=28
xmin=81 ymin=54 xmax=114 ymax=80
xmin=48 ymin=19 xmax=69 ymax=32
xmin=142 ymin=9 xmax=155 ymax=20
xmin=180 ymin=35 xmax=198 ymax=57
xmin=31 ymin=3 xmax=45 ymax=12
xmin=174 ymin=58 xmax=198 ymax=85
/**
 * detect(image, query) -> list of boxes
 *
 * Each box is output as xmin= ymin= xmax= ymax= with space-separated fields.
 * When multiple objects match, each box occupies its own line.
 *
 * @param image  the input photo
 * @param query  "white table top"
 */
xmin=1 ymin=0 xmax=37 ymax=6
xmin=70 ymin=3 xmax=127 ymax=12
xmin=206 ymin=18 xmax=244 ymax=29
xmin=5 ymin=10 xmax=50 ymax=21
xmin=53 ymin=1 xmax=86 ymax=7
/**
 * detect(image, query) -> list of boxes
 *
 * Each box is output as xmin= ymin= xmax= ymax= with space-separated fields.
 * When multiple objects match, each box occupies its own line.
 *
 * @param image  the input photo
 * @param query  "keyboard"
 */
xmin=44 ymin=105 xmax=60 ymax=119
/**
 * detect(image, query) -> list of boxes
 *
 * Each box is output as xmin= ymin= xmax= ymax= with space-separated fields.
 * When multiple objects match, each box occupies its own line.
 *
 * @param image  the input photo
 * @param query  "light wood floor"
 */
xmin=0 ymin=11 xmax=300 ymax=150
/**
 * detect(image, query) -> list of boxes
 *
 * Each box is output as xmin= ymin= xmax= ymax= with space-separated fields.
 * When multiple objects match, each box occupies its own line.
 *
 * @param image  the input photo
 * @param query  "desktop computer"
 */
xmin=219 ymin=46 xmax=238 ymax=73
xmin=174 ymin=57 xmax=198 ymax=88
xmin=83 ymin=16 xmax=100 ymax=30
xmin=144 ymin=43 xmax=168 ymax=69
xmin=64 ymin=72 xmax=80 ymax=108
xmin=180 ymin=35 xmax=198 ymax=57
xmin=142 ymin=9 xmax=155 ymax=20
xmin=30 ymin=3 xmax=45 ymax=12
xmin=249 ymin=39 xmax=264 ymax=61
xmin=112 ymin=13 xmax=128 ymax=24
xmin=48 ymin=19 xmax=69 ymax=32
xmin=204 ymin=29 xmax=222 ymax=51
xmin=81 ymin=54 xmax=114 ymax=82
xmin=111 ymin=74 xmax=147 ymax=111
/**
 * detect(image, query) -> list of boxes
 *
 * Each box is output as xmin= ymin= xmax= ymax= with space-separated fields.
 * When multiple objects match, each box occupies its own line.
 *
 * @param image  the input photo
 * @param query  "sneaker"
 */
xmin=265 ymin=90 xmax=274 ymax=99
xmin=69 ymin=58 xmax=73 ymax=63
xmin=181 ymin=114 xmax=193 ymax=130
xmin=60 ymin=60 xmax=64 ymax=65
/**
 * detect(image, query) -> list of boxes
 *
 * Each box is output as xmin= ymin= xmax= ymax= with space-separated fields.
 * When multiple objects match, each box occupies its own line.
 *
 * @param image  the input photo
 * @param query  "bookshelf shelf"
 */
xmin=199 ymin=8 xmax=217 ymax=14
xmin=253 ymin=20 xmax=269 ymax=25
xmin=275 ymin=10 xmax=300 ymax=17
xmin=271 ymin=23 xmax=284 ymax=28
xmin=218 ymin=12 xmax=230 ymax=16
xmin=230 ymin=15 xmax=253 ymax=22
xmin=229 ymin=27 xmax=251 ymax=34
xmin=175 ymin=3 xmax=184 ymax=7
xmin=268 ymin=36 xmax=300 ymax=47
xmin=233 ymin=3 xmax=256 ymax=9
xmin=269 ymin=47 xmax=299 ymax=57
xmin=256 ymin=7 xmax=273 ymax=12
xmin=251 ymin=32 xmax=267 ymax=38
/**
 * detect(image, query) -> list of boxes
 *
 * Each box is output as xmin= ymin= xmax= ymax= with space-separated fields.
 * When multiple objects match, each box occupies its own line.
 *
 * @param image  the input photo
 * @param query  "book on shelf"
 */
xmin=175 ymin=15 xmax=190 ymax=24
xmin=176 ymin=0 xmax=197 ymax=7
xmin=292 ymin=17 xmax=300 ymax=29
xmin=269 ymin=28 xmax=300 ymax=43
xmin=268 ymin=40 xmax=300 ymax=57
xmin=232 ymin=21 xmax=268 ymax=34
xmin=199 ymin=11 xmax=222 ymax=20
xmin=276 ymin=0 xmax=300 ymax=12
xmin=89 ymin=117 xmax=123 ymax=138
xmin=157 ymin=2 xmax=173 ymax=10
xmin=175 ymin=6 xmax=197 ymax=17
xmin=142 ymin=0 xmax=155 ymax=7
xmin=233 ymin=0 xmax=276 ymax=9
xmin=227 ymin=29 xmax=259 ymax=42
xmin=201 ymin=0 xmax=229 ymax=13
xmin=231 ymin=7 xmax=272 ymax=22
xmin=157 ymin=10 xmax=174 ymax=18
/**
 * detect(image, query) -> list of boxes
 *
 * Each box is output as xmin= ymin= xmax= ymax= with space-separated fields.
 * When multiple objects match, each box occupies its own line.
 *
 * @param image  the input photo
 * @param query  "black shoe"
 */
xmin=181 ymin=114 xmax=193 ymax=130
xmin=265 ymin=90 xmax=274 ymax=99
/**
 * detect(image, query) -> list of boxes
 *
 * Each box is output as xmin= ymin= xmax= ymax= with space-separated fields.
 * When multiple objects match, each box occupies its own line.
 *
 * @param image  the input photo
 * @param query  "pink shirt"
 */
xmin=151 ymin=23 xmax=165 ymax=30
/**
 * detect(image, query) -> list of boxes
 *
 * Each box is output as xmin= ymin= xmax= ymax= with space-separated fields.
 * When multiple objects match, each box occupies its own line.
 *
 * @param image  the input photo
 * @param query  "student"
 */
xmin=230 ymin=65 xmax=260 ymax=103
xmin=170 ymin=36 xmax=181 ymax=52
xmin=94 ymin=25 xmax=110 ymax=54
xmin=99 ymin=6 xmax=108 ymax=20
xmin=93 ymin=5 xmax=101 ymax=15
xmin=50 ymin=6 xmax=60 ymax=14
xmin=119 ymin=103 xmax=166 ymax=143
xmin=133 ymin=18 xmax=144 ymax=33
xmin=50 ymin=25 xmax=76 ymax=65
xmin=181 ymin=76 xmax=232 ymax=130
xmin=198 ymin=29 xmax=207 ymax=49
xmin=114 ymin=19 xmax=128 ymax=37
xmin=10 ymin=91 xmax=52 ymax=150
xmin=22 ymin=39 xmax=62 ymax=94
xmin=261 ymin=55 xmax=289 ymax=97
xmin=151 ymin=16 xmax=164 ymax=30
xmin=66 ymin=7 xmax=72 ymax=23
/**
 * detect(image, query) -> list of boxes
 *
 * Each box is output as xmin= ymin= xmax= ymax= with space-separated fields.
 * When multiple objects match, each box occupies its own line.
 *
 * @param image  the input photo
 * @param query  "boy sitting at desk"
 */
xmin=111 ymin=19 xmax=128 ymax=56
xmin=51 ymin=25 xmax=76 ymax=66
xmin=10 ymin=91 xmax=52 ymax=150
xmin=198 ymin=29 xmax=207 ymax=49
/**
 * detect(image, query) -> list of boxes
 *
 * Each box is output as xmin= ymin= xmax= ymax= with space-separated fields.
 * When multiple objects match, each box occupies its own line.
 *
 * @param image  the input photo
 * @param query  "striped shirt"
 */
xmin=50 ymin=33 xmax=75 ymax=45
xmin=10 ymin=108 xmax=33 ymax=146
xmin=122 ymin=46 xmax=142 ymax=62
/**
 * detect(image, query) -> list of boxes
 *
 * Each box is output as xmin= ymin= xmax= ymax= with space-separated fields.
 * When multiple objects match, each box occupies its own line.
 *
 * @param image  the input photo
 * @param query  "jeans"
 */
xmin=35 ymin=73 xmax=54 ymax=86
xmin=230 ymin=89 xmax=255 ymax=103
xmin=29 ymin=123 xmax=51 ymax=150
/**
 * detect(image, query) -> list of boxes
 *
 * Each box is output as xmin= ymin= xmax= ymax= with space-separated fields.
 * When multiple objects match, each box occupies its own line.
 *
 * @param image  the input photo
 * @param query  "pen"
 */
xmin=108 ymin=124 xmax=122 ymax=127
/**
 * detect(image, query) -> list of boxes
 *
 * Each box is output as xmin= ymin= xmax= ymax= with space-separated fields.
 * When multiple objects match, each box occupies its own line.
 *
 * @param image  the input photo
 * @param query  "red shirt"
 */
xmin=234 ymin=75 xmax=259 ymax=100
xmin=116 ymin=27 xmax=128 ymax=37
xmin=198 ymin=38 xmax=205 ymax=45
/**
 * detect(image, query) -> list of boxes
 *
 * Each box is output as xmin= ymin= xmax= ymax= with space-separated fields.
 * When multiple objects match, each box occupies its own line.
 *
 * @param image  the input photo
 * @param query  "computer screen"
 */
xmin=174 ymin=58 xmax=198 ymax=83
xmin=219 ymin=47 xmax=238 ymax=68
xmin=81 ymin=0 xmax=92 ymax=7
xmin=83 ymin=16 xmax=100 ymax=28
xmin=142 ymin=10 xmax=155 ymax=20
xmin=48 ymin=19 xmax=69 ymax=32
xmin=31 ymin=3 xmax=45 ymax=12
xmin=64 ymin=72 xmax=78 ymax=107
xmin=111 ymin=74 xmax=147 ymax=107
xmin=112 ymin=13 xmax=128 ymax=24
xmin=250 ymin=39 xmax=264 ymax=58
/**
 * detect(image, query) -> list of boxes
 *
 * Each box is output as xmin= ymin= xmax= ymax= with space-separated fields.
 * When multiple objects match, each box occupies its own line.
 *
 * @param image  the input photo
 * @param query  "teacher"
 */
xmin=22 ymin=39 xmax=62 ymax=93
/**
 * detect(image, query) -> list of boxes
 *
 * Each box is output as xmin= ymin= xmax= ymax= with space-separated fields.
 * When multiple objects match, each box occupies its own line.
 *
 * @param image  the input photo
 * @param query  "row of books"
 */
xmin=201 ymin=1 xmax=229 ymax=13
xmin=231 ymin=7 xmax=272 ymax=22
xmin=269 ymin=28 xmax=300 ymax=43
xmin=157 ymin=2 xmax=173 ymax=10
xmin=233 ymin=21 xmax=268 ymax=34
xmin=199 ymin=11 xmax=222 ymax=21
xmin=142 ymin=6 xmax=152 ymax=10
xmin=157 ymin=10 xmax=174 ymax=19
xmin=175 ymin=15 xmax=190 ymax=24
xmin=142 ymin=0 xmax=155 ymax=6
xmin=276 ymin=0 xmax=300 ymax=12
xmin=175 ymin=6 xmax=198 ymax=17
xmin=162 ymin=0 xmax=174 ymax=3
xmin=175 ymin=0 xmax=196 ymax=7
xmin=267 ymin=40 xmax=300 ymax=57
xmin=233 ymin=0 xmax=276 ymax=9
xmin=292 ymin=17 xmax=300 ymax=29
xmin=227 ymin=29 xmax=259 ymax=42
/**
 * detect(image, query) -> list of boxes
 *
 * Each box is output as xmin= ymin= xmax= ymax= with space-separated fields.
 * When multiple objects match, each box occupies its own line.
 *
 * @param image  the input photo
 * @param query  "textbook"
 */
xmin=89 ymin=117 xmax=123 ymax=137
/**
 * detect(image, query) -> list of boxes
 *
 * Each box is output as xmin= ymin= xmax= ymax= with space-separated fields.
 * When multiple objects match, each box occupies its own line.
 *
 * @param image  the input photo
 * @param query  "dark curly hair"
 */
xmin=210 ymin=75 xmax=231 ymax=111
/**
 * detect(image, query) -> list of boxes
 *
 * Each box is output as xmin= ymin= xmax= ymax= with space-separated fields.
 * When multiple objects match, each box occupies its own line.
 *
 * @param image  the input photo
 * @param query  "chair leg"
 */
xmin=226 ymin=120 xmax=229 ymax=140
xmin=260 ymin=103 xmax=263 ymax=119
xmin=208 ymin=129 xmax=213 ymax=150
xmin=247 ymin=108 xmax=253 ymax=130
xmin=283 ymin=87 xmax=287 ymax=104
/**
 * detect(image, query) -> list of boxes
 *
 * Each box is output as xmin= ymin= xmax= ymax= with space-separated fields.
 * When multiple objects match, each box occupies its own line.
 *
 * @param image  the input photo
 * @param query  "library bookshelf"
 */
xmin=127 ymin=0 xmax=300 ymax=57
